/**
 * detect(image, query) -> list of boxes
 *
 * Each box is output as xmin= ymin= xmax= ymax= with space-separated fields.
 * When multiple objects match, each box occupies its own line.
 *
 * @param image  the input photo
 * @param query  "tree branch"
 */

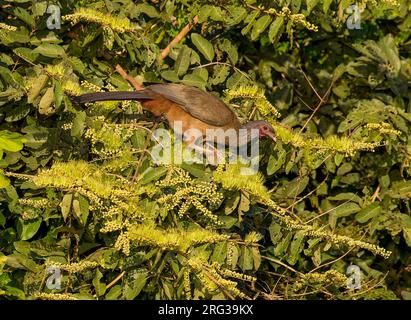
xmin=115 ymin=64 xmax=142 ymax=91
xmin=161 ymin=15 xmax=199 ymax=59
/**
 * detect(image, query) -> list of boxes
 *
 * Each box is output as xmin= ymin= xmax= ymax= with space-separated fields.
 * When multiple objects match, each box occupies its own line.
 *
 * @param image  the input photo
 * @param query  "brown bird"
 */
xmin=71 ymin=84 xmax=276 ymax=156
xmin=72 ymin=84 xmax=276 ymax=164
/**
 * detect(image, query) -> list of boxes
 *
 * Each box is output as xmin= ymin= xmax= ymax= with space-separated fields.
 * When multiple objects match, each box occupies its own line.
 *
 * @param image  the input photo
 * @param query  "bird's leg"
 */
xmin=184 ymin=137 xmax=223 ymax=165
xmin=152 ymin=114 xmax=167 ymax=123
xmin=204 ymin=142 xmax=224 ymax=165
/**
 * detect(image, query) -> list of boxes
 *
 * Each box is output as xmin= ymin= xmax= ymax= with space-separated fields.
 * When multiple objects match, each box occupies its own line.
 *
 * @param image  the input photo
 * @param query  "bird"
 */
xmin=71 ymin=83 xmax=276 ymax=160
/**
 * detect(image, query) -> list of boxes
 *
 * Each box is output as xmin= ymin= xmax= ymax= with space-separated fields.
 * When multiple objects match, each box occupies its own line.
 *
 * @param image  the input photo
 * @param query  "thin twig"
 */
xmin=348 ymin=272 xmax=389 ymax=297
xmin=190 ymin=61 xmax=252 ymax=81
xmin=309 ymin=246 xmax=357 ymax=274
xmin=115 ymin=64 xmax=142 ymax=91
xmin=300 ymin=69 xmax=324 ymax=103
xmin=262 ymin=256 xmax=302 ymax=275
xmin=299 ymin=70 xmax=335 ymax=133
xmin=106 ymin=271 xmax=126 ymax=290
xmin=161 ymin=15 xmax=199 ymax=59
xmin=297 ymin=95 xmax=315 ymax=111
xmin=132 ymin=122 xmax=159 ymax=182
xmin=285 ymin=174 xmax=329 ymax=210
xmin=305 ymin=196 xmax=358 ymax=224
xmin=371 ymin=185 xmax=381 ymax=202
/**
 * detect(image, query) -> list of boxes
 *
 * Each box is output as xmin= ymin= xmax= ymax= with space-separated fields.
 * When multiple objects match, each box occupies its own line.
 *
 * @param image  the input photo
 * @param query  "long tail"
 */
xmin=70 ymin=91 xmax=154 ymax=104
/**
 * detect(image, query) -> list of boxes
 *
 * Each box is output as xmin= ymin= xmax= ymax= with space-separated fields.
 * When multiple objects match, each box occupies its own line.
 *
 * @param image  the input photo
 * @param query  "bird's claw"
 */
xmin=204 ymin=144 xmax=224 ymax=165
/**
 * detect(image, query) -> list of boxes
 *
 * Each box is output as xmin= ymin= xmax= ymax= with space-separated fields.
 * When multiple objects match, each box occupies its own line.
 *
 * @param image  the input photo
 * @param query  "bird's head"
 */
xmin=242 ymin=120 xmax=276 ymax=142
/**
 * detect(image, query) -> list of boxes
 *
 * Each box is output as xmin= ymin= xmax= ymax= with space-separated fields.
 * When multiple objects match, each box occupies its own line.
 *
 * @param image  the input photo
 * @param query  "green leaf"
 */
xmin=17 ymin=218 xmax=42 ymax=241
xmin=181 ymin=74 xmax=206 ymax=89
xmin=269 ymin=221 xmax=283 ymax=244
xmin=198 ymin=5 xmax=225 ymax=22
xmin=292 ymin=0 xmax=302 ymax=12
xmin=33 ymin=44 xmax=65 ymax=58
xmin=287 ymin=231 xmax=306 ymax=266
xmin=72 ymin=195 xmax=89 ymax=225
xmin=241 ymin=11 xmax=259 ymax=35
xmin=174 ymin=45 xmax=191 ymax=77
xmin=277 ymin=176 xmax=309 ymax=198
xmin=54 ymin=81 xmax=63 ymax=109
xmin=191 ymin=33 xmax=215 ymax=62
xmin=14 ymin=7 xmax=35 ymax=27
xmin=239 ymin=247 xmax=253 ymax=271
xmin=71 ymin=111 xmax=86 ymax=138
xmin=274 ymin=232 xmax=293 ymax=256
xmin=139 ymin=167 xmax=168 ymax=185
xmin=79 ymin=195 xmax=90 ymax=224
xmin=38 ymin=86 xmax=55 ymax=115
xmin=355 ymin=203 xmax=381 ymax=223
xmin=3 ymin=286 xmax=25 ymax=299
xmin=211 ymin=242 xmax=227 ymax=264
xmin=403 ymin=228 xmax=411 ymax=247
xmin=218 ymin=39 xmax=238 ymax=65
xmin=337 ymin=162 xmax=353 ymax=176
xmin=306 ymin=0 xmax=320 ymax=12
xmin=251 ymin=15 xmax=272 ymax=41
xmin=210 ymin=65 xmax=230 ymax=85
xmin=161 ymin=70 xmax=180 ymax=82
xmin=333 ymin=202 xmax=361 ymax=218
xmin=123 ymin=272 xmax=147 ymax=300
xmin=328 ymin=193 xmax=362 ymax=203
xmin=223 ymin=191 xmax=240 ymax=215
xmin=323 ymin=0 xmax=333 ymax=13
xmin=6 ymin=252 xmax=40 ymax=273
xmin=388 ymin=181 xmax=411 ymax=199
xmin=32 ymin=1 xmax=48 ymax=16
xmin=135 ymin=3 xmax=159 ymax=17
xmin=227 ymin=6 xmax=247 ymax=26
xmin=106 ymin=285 xmax=122 ymax=300
xmin=72 ymin=199 xmax=82 ymax=222
xmin=60 ymin=193 xmax=72 ymax=222
xmin=1 ymin=29 xmax=30 ymax=44
xmin=0 ymin=211 xmax=5 ymax=227
xmin=93 ymin=269 xmax=107 ymax=297
xmin=252 ymin=247 xmax=261 ymax=269
xmin=0 ymin=131 xmax=25 ymax=152
xmin=227 ymin=243 xmax=239 ymax=269
xmin=5 ymin=104 xmax=31 ymax=122
xmin=401 ymin=289 xmax=411 ymax=300
xmin=180 ymin=162 xmax=206 ymax=178
xmin=226 ymin=72 xmax=248 ymax=88
xmin=267 ymin=147 xmax=286 ymax=175
xmin=192 ymin=68 xmax=209 ymax=81
xmin=268 ymin=16 xmax=284 ymax=43
xmin=27 ymin=74 xmax=48 ymax=103
xmin=0 ymin=173 xmax=10 ymax=188
xmin=329 ymin=202 xmax=361 ymax=228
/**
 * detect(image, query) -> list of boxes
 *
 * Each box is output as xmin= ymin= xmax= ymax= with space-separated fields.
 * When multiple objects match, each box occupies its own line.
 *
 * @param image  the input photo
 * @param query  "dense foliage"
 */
xmin=0 ymin=0 xmax=410 ymax=300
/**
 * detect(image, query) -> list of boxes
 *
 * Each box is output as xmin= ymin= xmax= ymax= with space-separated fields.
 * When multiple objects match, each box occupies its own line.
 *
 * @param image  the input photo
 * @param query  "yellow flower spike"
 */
xmin=62 ymin=8 xmax=140 ymax=33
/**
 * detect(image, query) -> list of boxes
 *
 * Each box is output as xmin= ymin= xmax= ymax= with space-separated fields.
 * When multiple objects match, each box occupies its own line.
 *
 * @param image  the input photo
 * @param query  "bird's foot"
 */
xmin=185 ymin=141 xmax=224 ymax=165
xmin=204 ymin=143 xmax=224 ymax=165
xmin=152 ymin=114 xmax=167 ymax=123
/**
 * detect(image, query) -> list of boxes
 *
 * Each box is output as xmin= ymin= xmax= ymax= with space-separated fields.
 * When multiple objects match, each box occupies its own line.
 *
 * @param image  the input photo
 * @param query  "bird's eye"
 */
xmin=263 ymin=126 xmax=268 ymax=130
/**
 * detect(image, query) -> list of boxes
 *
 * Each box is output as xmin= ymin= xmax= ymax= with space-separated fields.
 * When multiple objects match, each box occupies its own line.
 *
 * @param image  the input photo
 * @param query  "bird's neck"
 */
xmin=234 ymin=122 xmax=260 ymax=145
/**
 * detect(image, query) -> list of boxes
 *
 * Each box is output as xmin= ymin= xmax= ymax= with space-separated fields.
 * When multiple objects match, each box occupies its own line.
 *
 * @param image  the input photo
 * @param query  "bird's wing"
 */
xmin=147 ymin=84 xmax=237 ymax=127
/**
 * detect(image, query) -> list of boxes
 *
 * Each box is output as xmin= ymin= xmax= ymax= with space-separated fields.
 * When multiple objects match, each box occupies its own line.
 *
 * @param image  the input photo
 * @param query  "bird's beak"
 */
xmin=266 ymin=131 xmax=277 ymax=142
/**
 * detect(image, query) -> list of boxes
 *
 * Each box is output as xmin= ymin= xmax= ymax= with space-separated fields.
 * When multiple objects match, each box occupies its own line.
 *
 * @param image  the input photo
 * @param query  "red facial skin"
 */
xmin=259 ymin=124 xmax=276 ymax=141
